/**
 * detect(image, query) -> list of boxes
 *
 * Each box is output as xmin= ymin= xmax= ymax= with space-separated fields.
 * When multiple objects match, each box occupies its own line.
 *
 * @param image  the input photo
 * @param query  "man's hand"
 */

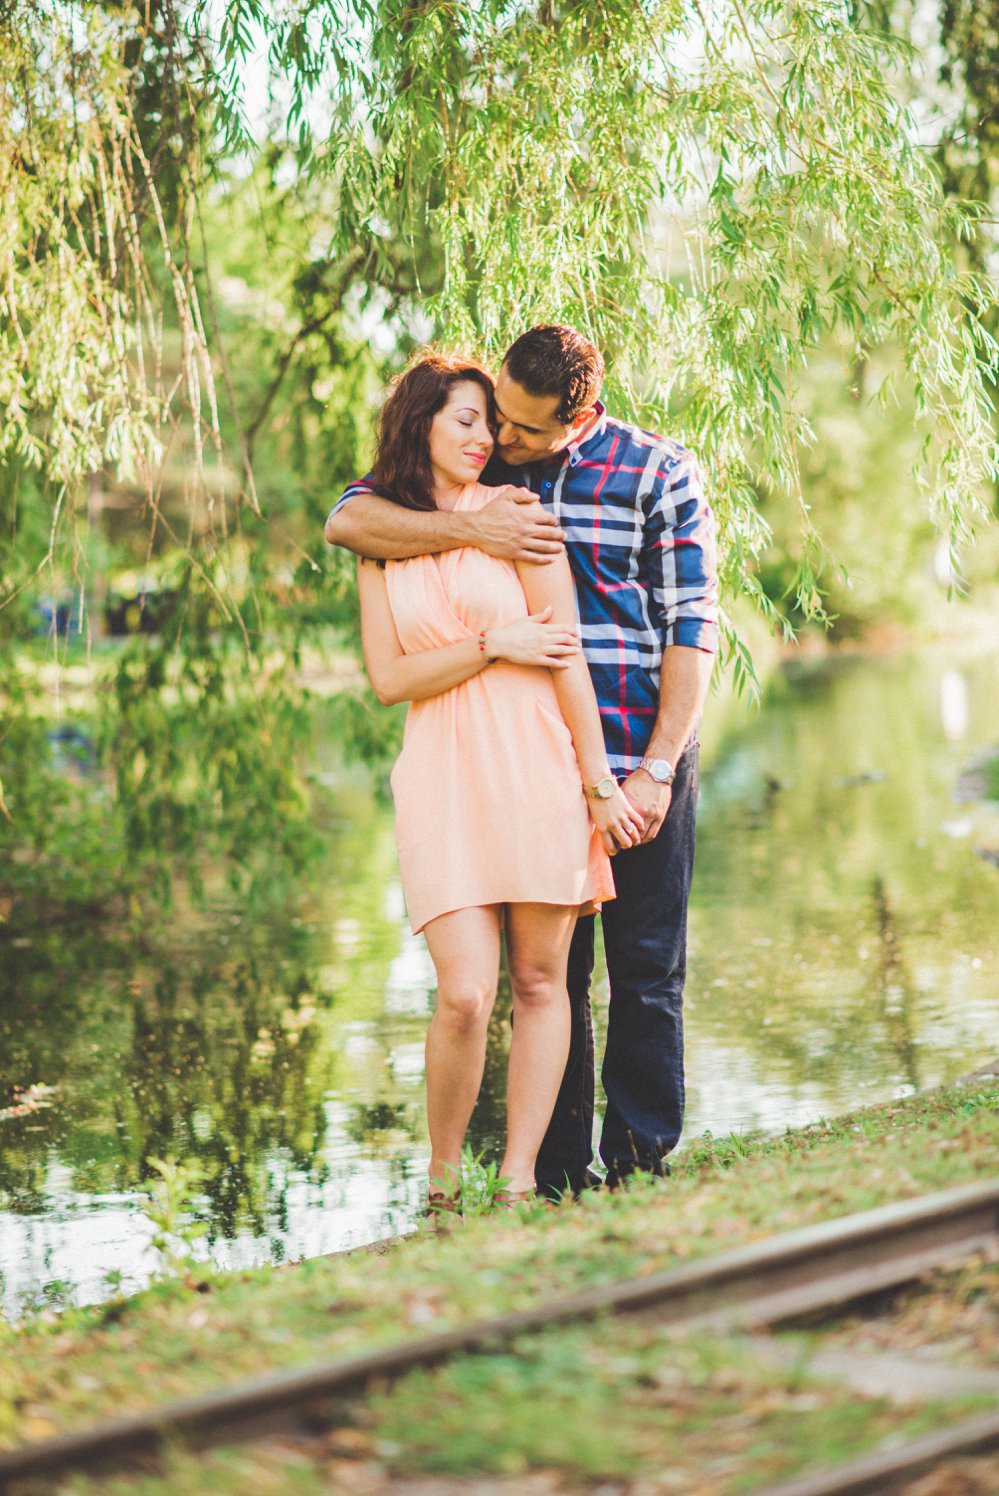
xmin=476 ymin=487 xmax=565 ymax=563
xmin=620 ymin=769 xmax=672 ymax=844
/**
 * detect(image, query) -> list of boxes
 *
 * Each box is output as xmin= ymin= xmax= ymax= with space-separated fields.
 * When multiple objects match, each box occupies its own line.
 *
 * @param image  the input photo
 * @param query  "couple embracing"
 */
xmin=325 ymin=325 xmax=718 ymax=1214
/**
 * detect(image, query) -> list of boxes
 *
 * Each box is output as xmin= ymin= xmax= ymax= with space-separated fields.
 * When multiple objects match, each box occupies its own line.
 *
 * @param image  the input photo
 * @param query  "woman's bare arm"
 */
xmin=358 ymin=561 xmax=579 ymax=706
xmin=516 ymin=556 xmax=642 ymax=853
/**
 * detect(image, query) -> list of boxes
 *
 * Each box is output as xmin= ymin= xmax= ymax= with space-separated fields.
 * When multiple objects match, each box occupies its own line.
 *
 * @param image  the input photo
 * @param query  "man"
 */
xmin=326 ymin=325 xmax=718 ymax=1196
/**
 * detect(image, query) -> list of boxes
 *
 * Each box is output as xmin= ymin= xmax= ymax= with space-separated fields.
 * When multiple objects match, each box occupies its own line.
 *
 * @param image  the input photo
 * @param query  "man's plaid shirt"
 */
xmin=331 ymin=402 xmax=719 ymax=776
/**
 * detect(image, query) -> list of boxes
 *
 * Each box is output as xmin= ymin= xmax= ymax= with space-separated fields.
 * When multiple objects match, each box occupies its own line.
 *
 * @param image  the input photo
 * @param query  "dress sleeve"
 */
xmin=456 ymin=482 xmax=497 ymax=513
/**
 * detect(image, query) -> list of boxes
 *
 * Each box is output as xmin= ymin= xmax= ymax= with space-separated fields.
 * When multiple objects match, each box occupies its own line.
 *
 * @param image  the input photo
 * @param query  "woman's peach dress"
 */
xmin=384 ymin=483 xmax=615 ymax=934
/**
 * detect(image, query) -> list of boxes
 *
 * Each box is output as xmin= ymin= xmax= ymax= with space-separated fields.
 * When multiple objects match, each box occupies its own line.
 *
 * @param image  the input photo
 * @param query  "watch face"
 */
xmin=645 ymin=758 xmax=674 ymax=783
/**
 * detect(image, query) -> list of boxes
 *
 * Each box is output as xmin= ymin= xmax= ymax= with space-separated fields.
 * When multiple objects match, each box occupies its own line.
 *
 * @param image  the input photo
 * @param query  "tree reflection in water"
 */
xmin=1 ymin=917 xmax=335 ymax=1244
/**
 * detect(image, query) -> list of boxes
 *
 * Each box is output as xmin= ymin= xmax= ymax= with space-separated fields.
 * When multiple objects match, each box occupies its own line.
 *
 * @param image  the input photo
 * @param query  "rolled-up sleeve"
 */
xmin=643 ymin=450 xmax=719 ymax=653
xmin=326 ymin=473 xmax=375 ymax=529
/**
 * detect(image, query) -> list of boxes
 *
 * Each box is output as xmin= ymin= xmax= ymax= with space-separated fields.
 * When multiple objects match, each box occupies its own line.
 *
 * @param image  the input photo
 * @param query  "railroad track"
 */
xmin=2 ymin=1178 xmax=998 ymax=1492
xmin=753 ymin=1413 xmax=999 ymax=1496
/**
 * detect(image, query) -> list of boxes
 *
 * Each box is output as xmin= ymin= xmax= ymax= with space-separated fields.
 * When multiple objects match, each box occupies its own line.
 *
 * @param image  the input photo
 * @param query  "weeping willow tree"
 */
xmin=1 ymin=0 xmax=996 ymax=915
xmin=0 ymin=2 xmax=323 ymax=913
xmin=318 ymin=0 xmax=999 ymax=624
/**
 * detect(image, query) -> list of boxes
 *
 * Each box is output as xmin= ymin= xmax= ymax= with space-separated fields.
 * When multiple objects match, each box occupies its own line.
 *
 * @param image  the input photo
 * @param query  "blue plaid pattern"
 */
xmin=330 ymin=402 xmax=718 ymax=774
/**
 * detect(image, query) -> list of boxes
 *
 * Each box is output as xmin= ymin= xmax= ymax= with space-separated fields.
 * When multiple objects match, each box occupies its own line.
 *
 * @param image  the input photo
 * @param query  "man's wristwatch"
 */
xmin=585 ymin=775 xmax=617 ymax=800
xmin=639 ymin=756 xmax=676 ymax=786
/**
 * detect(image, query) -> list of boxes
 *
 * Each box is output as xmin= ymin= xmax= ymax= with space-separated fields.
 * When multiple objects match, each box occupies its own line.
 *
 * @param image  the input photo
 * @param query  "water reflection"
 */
xmin=869 ymin=875 xmax=920 ymax=1093
xmin=686 ymin=648 xmax=999 ymax=1133
xmin=2 ymin=647 xmax=998 ymax=1315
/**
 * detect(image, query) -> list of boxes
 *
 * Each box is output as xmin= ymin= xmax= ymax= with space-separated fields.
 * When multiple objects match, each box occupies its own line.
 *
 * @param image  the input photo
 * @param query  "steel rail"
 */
xmin=1 ymin=1178 xmax=997 ymax=1488
xmin=753 ymin=1409 xmax=999 ymax=1496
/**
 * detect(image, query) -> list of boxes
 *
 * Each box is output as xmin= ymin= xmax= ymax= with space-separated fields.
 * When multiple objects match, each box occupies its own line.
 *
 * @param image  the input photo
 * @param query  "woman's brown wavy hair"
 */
xmin=370 ymin=353 xmax=496 ymax=511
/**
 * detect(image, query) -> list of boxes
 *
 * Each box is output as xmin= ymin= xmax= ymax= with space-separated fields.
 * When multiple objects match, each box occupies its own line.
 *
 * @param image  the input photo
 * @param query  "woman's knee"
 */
xmin=508 ymin=958 xmax=565 ymax=1012
xmin=435 ymin=979 xmax=495 ymax=1032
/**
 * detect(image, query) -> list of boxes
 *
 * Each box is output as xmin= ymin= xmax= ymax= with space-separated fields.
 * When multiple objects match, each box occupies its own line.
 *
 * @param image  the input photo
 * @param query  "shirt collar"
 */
xmin=565 ymin=401 xmax=607 ymax=467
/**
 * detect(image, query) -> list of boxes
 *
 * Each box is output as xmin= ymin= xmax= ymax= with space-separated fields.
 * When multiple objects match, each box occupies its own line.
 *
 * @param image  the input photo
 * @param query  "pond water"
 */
xmin=2 ymin=643 xmax=998 ymax=1318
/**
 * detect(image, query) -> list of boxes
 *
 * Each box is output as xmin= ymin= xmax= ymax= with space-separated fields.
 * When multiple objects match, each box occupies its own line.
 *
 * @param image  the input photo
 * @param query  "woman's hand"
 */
xmin=484 ymin=606 xmax=580 ymax=669
xmin=589 ymin=786 xmax=644 ymax=856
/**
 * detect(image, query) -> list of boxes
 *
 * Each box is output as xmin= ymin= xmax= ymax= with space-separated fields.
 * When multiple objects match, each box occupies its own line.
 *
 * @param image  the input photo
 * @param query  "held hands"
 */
xmin=589 ymin=786 xmax=644 ymax=857
xmin=620 ymin=768 xmax=672 ymax=845
xmin=477 ymin=487 xmax=565 ymax=563
xmin=484 ymin=606 xmax=580 ymax=669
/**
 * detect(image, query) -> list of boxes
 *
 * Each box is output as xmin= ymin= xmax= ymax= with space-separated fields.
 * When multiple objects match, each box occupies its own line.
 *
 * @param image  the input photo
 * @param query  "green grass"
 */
xmin=361 ymin=1319 xmax=992 ymax=1490
xmin=2 ymin=1080 xmax=998 ymax=1463
xmin=52 ymin=1322 xmax=993 ymax=1495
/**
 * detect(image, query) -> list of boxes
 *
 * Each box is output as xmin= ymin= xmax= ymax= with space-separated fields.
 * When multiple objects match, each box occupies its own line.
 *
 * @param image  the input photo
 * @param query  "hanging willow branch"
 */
xmin=2 ymin=0 xmax=997 ymax=632
xmin=316 ymin=0 xmax=999 ymax=629
xmin=0 ymin=0 xmax=247 ymax=609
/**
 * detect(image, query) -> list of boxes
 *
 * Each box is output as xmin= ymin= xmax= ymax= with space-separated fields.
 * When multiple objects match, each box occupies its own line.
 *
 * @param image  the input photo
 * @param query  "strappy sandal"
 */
xmin=424 ymin=1189 xmax=462 ymax=1225
xmin=492 ymin=1188 xmax=536 ymax=1210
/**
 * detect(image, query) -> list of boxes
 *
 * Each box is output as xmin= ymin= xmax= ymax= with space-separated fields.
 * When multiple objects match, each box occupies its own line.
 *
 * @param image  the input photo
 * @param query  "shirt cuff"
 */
xmin=664 ymin=618 xmax=719 ymax=653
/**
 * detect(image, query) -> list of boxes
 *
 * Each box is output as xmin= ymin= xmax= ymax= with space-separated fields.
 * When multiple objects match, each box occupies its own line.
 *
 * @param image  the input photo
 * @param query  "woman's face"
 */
xmin=428 ymin=380 xmax=494 ymax=490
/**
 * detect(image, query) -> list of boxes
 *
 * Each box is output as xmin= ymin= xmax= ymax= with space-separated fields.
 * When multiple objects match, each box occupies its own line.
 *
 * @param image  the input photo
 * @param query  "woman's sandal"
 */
xmin=492 ymin=1188 xmax=536 ymax=1210
xmin=424 ymin=1189 xmax=462 ymax=1225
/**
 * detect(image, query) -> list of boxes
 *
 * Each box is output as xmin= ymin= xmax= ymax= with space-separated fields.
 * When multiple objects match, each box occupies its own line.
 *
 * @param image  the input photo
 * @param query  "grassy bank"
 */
xmin=49 ymin=1328 xmax=997 ymax=1495
xmin=3 ymin=1079 xmax=998 ymax=1469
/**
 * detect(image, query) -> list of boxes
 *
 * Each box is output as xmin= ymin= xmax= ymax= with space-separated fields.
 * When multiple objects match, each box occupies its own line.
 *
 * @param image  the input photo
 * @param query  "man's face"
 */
xmin=493 ymin=366 xmax=596 ymax=466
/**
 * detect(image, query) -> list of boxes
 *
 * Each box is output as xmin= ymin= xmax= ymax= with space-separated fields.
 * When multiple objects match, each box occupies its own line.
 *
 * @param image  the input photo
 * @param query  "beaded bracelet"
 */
xmin=477 ymin=631 xmax=498 ymax=664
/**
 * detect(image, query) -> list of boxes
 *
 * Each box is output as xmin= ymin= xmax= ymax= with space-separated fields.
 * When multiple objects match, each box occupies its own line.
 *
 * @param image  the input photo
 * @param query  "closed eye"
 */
xmin=494 ymin=401 xmax=542 ymax=435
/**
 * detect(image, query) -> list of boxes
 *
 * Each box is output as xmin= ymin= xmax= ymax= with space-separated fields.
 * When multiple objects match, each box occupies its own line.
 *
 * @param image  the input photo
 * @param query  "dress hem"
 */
xmin=409 ymin=892 xmax=611 ymax=937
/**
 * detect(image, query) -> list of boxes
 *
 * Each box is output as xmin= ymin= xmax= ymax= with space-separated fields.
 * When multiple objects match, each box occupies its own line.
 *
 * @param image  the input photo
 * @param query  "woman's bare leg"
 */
xmin=501 ymin=903 xmax=576 ymax=1194
xmin=422 ymin=904 xmax=502 ymax=1194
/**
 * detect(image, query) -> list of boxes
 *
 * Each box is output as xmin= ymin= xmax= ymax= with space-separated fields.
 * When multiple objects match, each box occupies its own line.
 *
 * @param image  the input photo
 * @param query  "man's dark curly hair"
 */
xmin=501 ymin=325 xmax=604 ymax=423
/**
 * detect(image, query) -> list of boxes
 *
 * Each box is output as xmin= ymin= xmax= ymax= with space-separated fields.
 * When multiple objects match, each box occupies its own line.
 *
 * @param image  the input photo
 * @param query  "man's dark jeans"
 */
xmin=536 ymin=744 xmax=700 ymax=1197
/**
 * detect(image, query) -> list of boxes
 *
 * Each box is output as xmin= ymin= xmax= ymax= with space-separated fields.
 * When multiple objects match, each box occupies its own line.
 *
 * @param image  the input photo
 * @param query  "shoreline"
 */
xmin=3 ymin=1075 xmax=998 ymax=1446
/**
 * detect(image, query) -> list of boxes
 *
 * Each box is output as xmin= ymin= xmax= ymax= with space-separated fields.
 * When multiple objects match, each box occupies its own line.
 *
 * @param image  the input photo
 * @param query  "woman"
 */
xmin=357 ymin=353 xmax=641 ymax=1212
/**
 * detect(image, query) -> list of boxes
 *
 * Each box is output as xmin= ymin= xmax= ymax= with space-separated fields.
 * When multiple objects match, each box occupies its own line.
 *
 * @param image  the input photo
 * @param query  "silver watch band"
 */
xmin=639 ymin=755 xmax=676 ymax=785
